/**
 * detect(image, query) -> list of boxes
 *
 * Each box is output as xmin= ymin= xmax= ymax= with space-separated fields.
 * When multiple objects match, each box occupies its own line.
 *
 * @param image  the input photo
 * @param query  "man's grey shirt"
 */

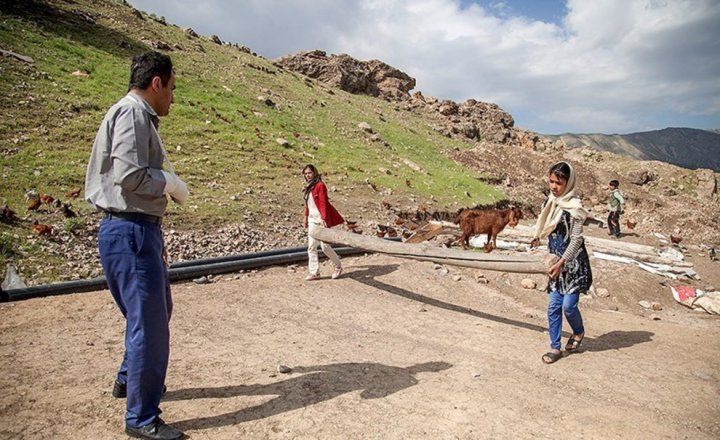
xmin=85 ymin=93 xmax=168 ymax=217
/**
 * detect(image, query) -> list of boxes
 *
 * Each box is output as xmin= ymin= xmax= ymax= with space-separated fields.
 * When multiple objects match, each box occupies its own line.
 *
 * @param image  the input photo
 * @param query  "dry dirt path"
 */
xmin=1 ymin=254 xmax=719 ymax=439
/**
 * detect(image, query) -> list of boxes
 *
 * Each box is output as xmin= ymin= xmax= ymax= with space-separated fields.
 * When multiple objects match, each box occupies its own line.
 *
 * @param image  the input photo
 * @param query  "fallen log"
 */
xmin=310 ymin=227 xmax=552 ymax=274
xmin=426 ymin=221 xmax=691 ymax=267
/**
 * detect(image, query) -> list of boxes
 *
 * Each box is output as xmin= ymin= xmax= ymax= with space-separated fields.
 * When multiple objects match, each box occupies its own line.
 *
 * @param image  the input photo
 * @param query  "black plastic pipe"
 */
xmin=3 ymin=244 xmax=368 ymax=302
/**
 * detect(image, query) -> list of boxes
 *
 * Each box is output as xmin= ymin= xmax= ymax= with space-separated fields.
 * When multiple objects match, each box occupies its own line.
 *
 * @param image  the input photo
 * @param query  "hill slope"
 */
xmin=545 ymin=128 xmax=720 ymax=171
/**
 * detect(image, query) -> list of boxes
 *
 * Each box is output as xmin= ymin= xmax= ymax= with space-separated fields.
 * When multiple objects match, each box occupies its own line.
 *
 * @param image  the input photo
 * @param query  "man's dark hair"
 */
xmin=609 ymin=179 xmax=619 ymax=188
xmin=128 ymin=51 xmax=173 ymax=91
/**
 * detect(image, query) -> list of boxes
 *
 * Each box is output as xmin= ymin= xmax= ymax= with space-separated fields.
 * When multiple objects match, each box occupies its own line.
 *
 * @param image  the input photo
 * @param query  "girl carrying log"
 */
xmin=302 ymin=164 xmax=344 ymax=281
xmin=531 ymin=161 xmax=593 ymax=364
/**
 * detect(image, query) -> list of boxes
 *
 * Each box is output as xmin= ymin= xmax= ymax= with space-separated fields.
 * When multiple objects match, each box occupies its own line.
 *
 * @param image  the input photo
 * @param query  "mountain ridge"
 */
xmin=543 ymin=127 xmax=720 ymax=171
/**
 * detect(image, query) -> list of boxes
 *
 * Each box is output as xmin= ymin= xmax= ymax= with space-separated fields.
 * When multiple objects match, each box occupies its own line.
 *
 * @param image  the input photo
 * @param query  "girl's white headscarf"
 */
xmin=533 ymin=161 xmax=588 ymax=239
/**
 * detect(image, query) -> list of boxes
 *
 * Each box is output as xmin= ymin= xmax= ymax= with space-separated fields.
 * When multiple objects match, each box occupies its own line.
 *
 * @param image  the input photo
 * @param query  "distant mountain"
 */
xmin=544 ymin=128 xmax=720 ymax=171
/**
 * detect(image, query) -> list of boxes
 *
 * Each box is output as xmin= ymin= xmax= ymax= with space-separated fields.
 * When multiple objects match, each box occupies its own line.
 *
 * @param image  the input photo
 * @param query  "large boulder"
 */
xmin=273 ymin=50 xmax=416 ymax=100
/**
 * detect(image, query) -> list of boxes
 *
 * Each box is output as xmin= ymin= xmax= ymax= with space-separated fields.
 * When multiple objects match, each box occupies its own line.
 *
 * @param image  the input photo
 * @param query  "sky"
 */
xmin=128 ymin=0 xmax=720 ymax=135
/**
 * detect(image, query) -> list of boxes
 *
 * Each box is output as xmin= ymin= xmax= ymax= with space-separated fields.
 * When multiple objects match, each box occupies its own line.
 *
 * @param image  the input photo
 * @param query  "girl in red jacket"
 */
xmin=302 ymin=164 xmax=344 ymax=280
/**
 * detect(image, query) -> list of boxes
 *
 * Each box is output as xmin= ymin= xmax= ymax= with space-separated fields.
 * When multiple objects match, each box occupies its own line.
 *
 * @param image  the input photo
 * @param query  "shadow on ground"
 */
xmin=165 ymin=361 xmax=451 ymax=431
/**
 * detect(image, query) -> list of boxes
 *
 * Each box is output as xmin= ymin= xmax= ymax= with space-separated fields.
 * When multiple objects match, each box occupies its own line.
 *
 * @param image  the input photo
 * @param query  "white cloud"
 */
xmin=129 ymin=0 xmax=720 ymax=134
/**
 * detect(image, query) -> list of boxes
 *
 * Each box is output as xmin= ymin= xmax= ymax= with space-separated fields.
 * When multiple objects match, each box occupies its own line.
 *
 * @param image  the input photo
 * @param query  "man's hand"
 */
xmin=163 ymin=246 xmax=169 ymax=268
xmin=162 ymin=171 xmax=189 ymax=204
xmin=322 ymin=219 xmax=328 ymax=228
xmin=530 ymin=238 xmax=540 ymax=248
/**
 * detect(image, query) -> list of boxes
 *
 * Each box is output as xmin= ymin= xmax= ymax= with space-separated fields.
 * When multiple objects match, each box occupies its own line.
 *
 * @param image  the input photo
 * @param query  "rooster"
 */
xmin=65 ymin=187 xmax=81 ymax=198
xmin=625 ymin=220 xmax=637 ymax=230
xmin=32 ymin=220 xmax=53 ymax=236
xmin=39 ymin=193 xmax=54 ymax=205
xmin=670 ymin=234 xmax=683 ymax=245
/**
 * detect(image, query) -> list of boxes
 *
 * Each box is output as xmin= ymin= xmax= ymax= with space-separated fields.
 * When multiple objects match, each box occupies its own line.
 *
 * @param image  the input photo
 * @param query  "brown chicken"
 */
xmin=381 ymin=199 xmax=392 ymax=210
xmin=39 ymin=193 xmax=54 ymax=205
xmin=65 ymin=187 xmax=82 ymax=199
xmin=670 ymin=234 xmax=683 ymax=245
xmin=27 ymin=197 xmax=42 ymax=211
xmin=32 ymin=221 xmax=53 ymax=236
xmin=625 ymin=220 xmax=637 ymax=230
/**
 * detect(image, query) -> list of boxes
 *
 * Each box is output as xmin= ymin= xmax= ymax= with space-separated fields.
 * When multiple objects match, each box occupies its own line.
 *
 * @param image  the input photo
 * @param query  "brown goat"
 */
xmin=456 ymin=207 xmax=523 ymax=252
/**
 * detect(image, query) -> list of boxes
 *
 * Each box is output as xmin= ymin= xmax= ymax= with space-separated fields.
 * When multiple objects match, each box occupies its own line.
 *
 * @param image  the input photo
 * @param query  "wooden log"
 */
xmin=427 ymin=221 xmax=691 ymax=267
xmin=310 ymin=226 xmax=551 ymax=274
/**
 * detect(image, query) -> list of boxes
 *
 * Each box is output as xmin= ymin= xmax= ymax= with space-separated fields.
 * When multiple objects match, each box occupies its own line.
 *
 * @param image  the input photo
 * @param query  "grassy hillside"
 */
xmin=0 ymin=0 xmax=504 ymax=280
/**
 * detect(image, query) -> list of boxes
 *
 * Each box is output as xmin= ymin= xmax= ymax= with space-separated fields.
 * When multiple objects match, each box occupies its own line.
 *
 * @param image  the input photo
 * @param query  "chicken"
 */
xmin=32 ymin=220 xmax=53 ymax=236
xmin=39 ymin=193 xmax=54 ymax=205
xmin=0 ymin=205 xmax=17 ymax=223
xmin=61 ymin=203 xmax=77 ymax=218
xmin=381 ymin=199 xmax=391 ymax=210
xmin=65 ymin=187 xmax=81 ymax=199
xmin=394 ymin=217 xmax=406 ymax=225
xmin=670 ymin=234 xmax=683 ymax=245
xmin=625 ymin=220 xmax=636 ymax=230
xmin=27 ymin=197 xmax=42 ymax=211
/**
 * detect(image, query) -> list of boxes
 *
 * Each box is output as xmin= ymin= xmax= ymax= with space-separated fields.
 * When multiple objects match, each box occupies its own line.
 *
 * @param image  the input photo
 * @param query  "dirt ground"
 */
xmin=1 ymin=246 xmax=720 ymax=439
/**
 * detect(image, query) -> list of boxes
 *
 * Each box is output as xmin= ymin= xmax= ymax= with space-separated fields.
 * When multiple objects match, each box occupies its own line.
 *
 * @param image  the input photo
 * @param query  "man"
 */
xmin=85 ymin=51 xmax=187 ymax=440
xmin=607 ymin=179 xmax=625 ymax=238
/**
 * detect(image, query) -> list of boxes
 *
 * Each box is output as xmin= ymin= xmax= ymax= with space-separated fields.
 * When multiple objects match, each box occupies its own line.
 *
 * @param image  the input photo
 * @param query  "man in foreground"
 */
xmin=85 ymin=51 xmax=188 ymax=440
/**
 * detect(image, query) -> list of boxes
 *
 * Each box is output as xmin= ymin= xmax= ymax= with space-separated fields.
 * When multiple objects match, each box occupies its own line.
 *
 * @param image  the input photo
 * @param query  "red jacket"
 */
xmin=304 ymin=180 xmax=344 ymax=227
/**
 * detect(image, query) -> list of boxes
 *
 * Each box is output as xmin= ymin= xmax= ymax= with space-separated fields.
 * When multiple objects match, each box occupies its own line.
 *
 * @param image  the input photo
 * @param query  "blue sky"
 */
xmin=128 ymin=0 xmax=720 ymax=135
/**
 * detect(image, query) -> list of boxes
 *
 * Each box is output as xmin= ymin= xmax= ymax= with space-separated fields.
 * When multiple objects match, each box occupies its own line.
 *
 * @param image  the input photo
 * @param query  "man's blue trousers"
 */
xmin=98 ymin=218 xmax=172 ymax=429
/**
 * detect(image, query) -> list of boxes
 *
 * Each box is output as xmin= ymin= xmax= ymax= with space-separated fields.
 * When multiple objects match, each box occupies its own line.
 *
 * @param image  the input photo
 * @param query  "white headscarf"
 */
xmin=533 ymin=161 xmax=588 ymax=239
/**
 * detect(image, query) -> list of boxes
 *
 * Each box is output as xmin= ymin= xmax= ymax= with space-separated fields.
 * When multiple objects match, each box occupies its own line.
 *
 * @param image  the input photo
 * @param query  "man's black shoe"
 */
xmin=125 ymin=417 xmax=183 ymax=440
xmin=112 ymin=381 xmax=167 ymax=399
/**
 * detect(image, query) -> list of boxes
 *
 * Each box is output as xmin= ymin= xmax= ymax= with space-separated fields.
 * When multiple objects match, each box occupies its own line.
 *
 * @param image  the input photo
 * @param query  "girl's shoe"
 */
xmin=331 ymin=267 xmax=343 ymax=279
xmin=305 ymin=273 xmax=321 ymax=281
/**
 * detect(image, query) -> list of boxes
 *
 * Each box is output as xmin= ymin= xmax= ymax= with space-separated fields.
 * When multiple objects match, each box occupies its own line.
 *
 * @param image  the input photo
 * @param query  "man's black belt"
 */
xmin=104 ymin=211 xmax=163 ymax=225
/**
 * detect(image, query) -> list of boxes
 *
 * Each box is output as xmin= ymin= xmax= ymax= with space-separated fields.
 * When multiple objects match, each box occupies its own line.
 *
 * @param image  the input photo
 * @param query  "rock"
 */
xmin=521 ymin=278 xmax=536 ymax=289
xmin=210 ymin=34 xmax=222 ymax=45
xmin=628 ymin=170 xmax=655 ymax=186
xmin=437 ymin=267 xmax=449 ymax=277
xmin=184 ymin=27 xmax=198 ymax=38
xmin=651 ymin=302 xmax=663 ymax=311
xmin=438 ymin=100 xmax=458 ymax=116
xmin=192 ymin=276 xmax=211 ymax=284
xmin=276 ymin=138 xmax=290 ymax=147
xmin=277 ymin=364 xmax=292 ymax=374
xmin=357 ymin=122 xmax=373 ymax=132
xmin=649 ymin=314 xmax=661 ymax=321
xmin=696 ymin=169 xmax=717 ymax=198
xmin=452 ymin=275 xmax=462 ymax=282
xmin=2 ymin=264 xmax=27 ymax=290
xmin=596 ymin=288 xmax=610 ymax=298
xmin=273 ymin=50 xmax=416 ymax=100
xmin=638 ymin=300 xmax=652 ymax=309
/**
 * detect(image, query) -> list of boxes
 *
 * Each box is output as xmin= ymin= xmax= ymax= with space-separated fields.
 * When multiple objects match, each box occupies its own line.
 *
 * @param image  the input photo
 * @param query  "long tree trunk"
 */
xmin=310 ymin=227 xmax=552 ymax=274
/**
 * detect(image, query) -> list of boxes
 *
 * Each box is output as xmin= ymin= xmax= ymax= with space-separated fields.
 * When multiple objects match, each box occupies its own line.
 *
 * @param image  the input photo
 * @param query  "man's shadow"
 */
xmin=166 ymin=361 xmax=451 ymax=431
xmin=347 ymin=264 xmax=654 ymax=353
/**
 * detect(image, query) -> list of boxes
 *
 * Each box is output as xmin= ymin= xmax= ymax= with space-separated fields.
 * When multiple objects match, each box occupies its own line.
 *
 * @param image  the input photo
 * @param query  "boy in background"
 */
xmin=607 ymin=179 xmax=624 ymax=238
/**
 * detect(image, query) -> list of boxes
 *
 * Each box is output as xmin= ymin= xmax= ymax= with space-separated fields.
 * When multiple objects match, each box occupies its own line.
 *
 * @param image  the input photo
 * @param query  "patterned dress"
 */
xmin=546 ymin=210 xmax=593 ymax=295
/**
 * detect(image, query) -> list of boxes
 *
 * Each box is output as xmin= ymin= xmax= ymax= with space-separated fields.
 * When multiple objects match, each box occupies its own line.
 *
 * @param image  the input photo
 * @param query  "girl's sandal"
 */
xmin=565 ymin=334 xmax=584 ymax=352
xmin=542 ymin=352 xmax=562 ymax=364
